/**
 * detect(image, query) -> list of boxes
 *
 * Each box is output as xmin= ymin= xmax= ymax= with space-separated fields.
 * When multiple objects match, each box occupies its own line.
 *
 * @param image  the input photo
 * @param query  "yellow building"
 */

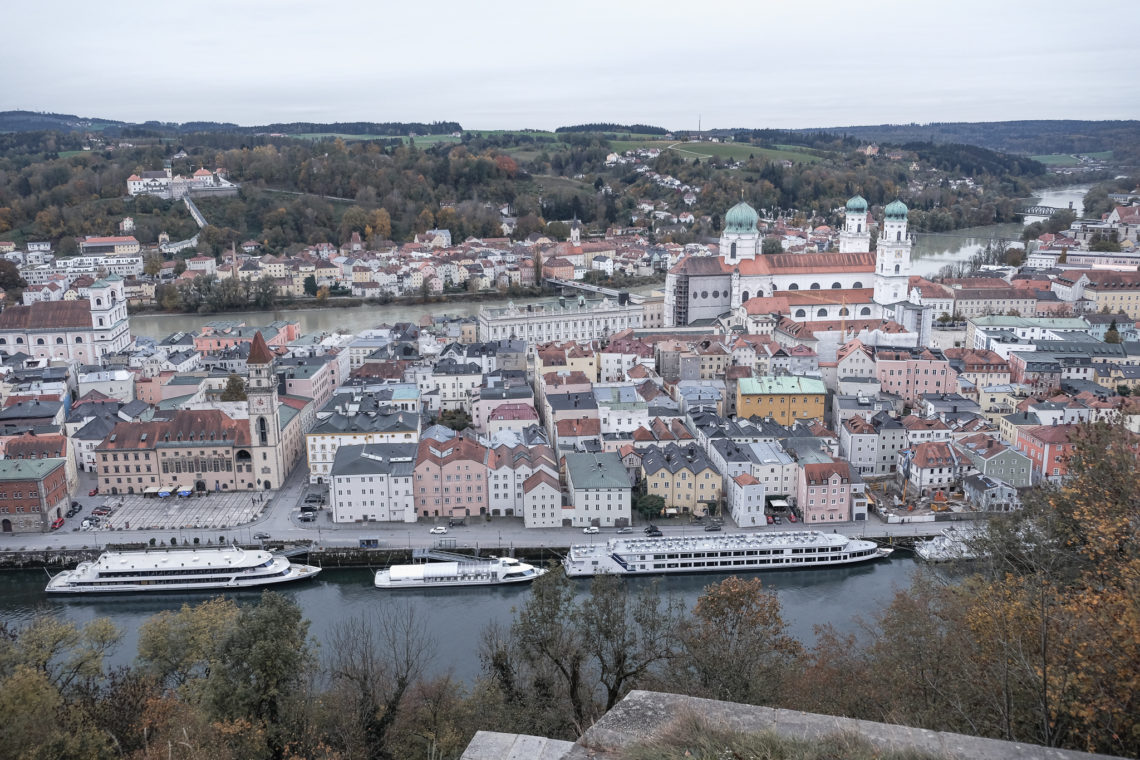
xmin=641 ymin=443 xmax=722 ymax=516
xmin=1082 ymin=273 xmax=1140 ymax=319
xmin=736 ymin=375 xmax=826 ymax=422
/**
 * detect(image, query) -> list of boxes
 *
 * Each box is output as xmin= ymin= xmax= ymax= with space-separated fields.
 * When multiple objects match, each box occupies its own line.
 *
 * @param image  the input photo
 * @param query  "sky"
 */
xmin=6 ymin=0 xmax=1139 ymax=131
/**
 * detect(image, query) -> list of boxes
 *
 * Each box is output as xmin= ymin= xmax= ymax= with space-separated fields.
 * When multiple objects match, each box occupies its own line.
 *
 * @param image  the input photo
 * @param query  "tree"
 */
xmin=545 ymin=221 xmax=570 ymax=241
xmin=1104 ymin=319 xmax=1122 ymax=344
xmin=0 ymin=259 xmax=28 ymax=291
xmin=369 ymin=208 xmax=392 ymax=240
xmin=673 ymin=577 xmax=802 ymax=704
xmin=633 ymin=493 xmax=665 ymax=520
xmin=57 ymin=236 xmax=78 ymax=256
xmin=303 ymin=274 xmax=318 ymax=297
xmin=220 ymin=373 xmax=247 ymax=402
xmin=137 ymin=597 xmax=241 ymax=692
xmin=250 ymin=276 xmax=277 ymax=310
xmin=761 ymin=237 xmax=783 ymax=255
xmin=204 ymin=592 xmax=313 ymax=756
xmin=324 ymin=605 xmax=436 ymax=760
xmin=143 ymin=252 xmax=163 ymax=277
xmin=316 ymin=285 xmax=329 ymax=303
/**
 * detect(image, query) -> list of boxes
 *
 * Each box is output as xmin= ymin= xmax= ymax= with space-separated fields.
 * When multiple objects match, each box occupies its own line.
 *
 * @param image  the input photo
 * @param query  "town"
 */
xmin=1 ymin=189 xmax=1138 ymax=541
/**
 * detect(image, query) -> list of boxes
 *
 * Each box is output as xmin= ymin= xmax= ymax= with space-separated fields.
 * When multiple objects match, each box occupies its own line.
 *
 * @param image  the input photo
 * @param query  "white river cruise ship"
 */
xmin=563 ymin=530 xmax=891 ymax=577
xmin=45 ymin=546 xmax=321 ymax=594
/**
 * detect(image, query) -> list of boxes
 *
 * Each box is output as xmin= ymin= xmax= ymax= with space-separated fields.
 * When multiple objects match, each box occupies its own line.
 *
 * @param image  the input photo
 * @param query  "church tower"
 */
xmin=719 ymin=200 xmax=761 ymax=262
xmin=570 ymin=218 xmax=581 ymax=245
xmin=246 ymin=331 xmax=283 ymax=490
xmin=839 ymin=195 xmax=871 ymax=253
xmin=873 ymin=200 xmax=913 ymax=305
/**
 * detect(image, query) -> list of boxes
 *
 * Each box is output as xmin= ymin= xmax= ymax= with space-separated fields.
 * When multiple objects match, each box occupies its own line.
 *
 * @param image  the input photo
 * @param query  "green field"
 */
xmin=57 ymin=150 xmax=86 ymax=159
xmin=1031 ymin=150 xmax=1113 ymax=166
xmin=291 ymin=133 xmax=462 ymax=146
xmin=608 ymin=139 xmax=821 ymax=164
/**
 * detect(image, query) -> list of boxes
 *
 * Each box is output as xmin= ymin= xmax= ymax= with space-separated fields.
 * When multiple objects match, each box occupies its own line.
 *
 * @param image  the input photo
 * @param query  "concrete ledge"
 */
xmin=460 ymin=730 xmax=576 ymax=760
xmin=576 ymin=690 xmax=1124 ymax=760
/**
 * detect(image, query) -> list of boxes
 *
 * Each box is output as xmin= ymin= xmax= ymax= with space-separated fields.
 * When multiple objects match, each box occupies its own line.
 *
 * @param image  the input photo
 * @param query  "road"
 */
xmin=2 ymin=464 xmax=963 ymax=555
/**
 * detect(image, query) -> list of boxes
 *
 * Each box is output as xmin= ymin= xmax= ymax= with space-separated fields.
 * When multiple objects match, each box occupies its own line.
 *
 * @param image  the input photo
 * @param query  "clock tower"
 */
xmin=246 ymin=331 xmax=283 ymax=489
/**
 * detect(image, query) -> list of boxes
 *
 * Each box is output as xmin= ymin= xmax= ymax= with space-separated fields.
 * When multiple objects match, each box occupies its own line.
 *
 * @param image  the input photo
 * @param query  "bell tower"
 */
xmin=874 ymin=200 xmax=913 ymax=305
xmin=246 ymin=331 xmax=282 ymax=489
xmin=839 ymin=195 xmax=871 ymax=253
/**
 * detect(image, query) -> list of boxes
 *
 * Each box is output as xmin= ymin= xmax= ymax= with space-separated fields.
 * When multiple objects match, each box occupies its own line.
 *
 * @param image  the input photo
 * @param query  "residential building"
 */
xmin=564 ymin=452 xmax=632 ymax=527
xmin=727 ymin=472 xmax=767 ymax=527
xmin=797 ymin=460 xmax=854 ymax=524
xmin=736 ymin=375 xmax=826 ymax=423
xmin=328 ymin=443 xmax=417 ymax=523
xmin=641 ymin=443 xmax=722 ymax=516
xmin=0 ymin=458 xmax=70 ymax=533
xmin=413 ymin=435 xmax=489 ymax=518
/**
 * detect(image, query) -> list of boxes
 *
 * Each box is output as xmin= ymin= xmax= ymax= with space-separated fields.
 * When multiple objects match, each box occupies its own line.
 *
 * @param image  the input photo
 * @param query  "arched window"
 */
xmin=730 ymin=242 xmax=737 ymax=260
xmin=857 ymin=224 xmax=862 ymax=233
xmin=810 ymin=283 xmax=820 ymax=290
xmin=0 ymin=339 xmax=5 ymax=345
xmin=16 ymin=338 xmax=23 ymax=344
xmin=55 ymin=337 xmax=63 ymax=344
xmin=896 ymin=231 xmax=902 ymax=242
xmin=860 ymin=307 xmax=872 ymax=316
xmin=741 ymin=291 xmax=750 ymax=302
xmin=894 ymin=264 xmax=900 ymax=274
xmin=853 ymin=281 xmax=863 ymax=288
xmin=75 ymin=337 xmax=82 ymax=343
xmin=96 ymin=298 xmax=102 ymax=306
xmin=831 ymin=282 xmax=842 ymax=289
xmin=794 ymin=309 xmax=806 ymax=318
xmin=787 ymin=284 xmax=799 ymax=290
xmin=98 ymin=318 xmax=104 ymax=326
xmin=258 ymin=417 xmax=268 ymax=447
xmin=817 ymin=308 xmax=828 ymax=317
xmin=839 ymin=307 xmax=850 ymax=316
xmin=36 ymin=338 xmax=44 ymax=345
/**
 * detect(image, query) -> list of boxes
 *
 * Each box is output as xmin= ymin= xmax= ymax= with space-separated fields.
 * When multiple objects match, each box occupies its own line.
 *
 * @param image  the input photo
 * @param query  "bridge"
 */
xmin=1016 ymin=204 xmax=1070 ymax=217
xmin=544 ymin=277 xmax=625 ymax=299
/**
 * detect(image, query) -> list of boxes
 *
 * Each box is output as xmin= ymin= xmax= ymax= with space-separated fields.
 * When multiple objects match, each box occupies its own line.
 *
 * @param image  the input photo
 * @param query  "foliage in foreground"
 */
xmin=0 ymin=423 xmax=1136 ymax=759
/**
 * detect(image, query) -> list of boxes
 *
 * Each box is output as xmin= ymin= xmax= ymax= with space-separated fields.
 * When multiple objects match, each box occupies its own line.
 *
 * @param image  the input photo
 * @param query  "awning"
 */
xmin=177 ymin=485 xmax=193 ymax=496
xmin=665 ymin=508 xmax=679 ymax=515
xmin=158 ymin=490 xmax=171 ymax=498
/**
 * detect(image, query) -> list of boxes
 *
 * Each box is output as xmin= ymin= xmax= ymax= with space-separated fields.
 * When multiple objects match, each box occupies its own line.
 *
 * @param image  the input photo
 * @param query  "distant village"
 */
xmin=0 ymin=186 xmax=1138 ymax=537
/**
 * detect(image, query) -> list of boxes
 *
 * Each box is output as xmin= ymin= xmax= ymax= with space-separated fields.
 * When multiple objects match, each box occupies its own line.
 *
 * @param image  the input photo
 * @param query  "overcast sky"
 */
xmin=6 ymin=0 xmax=1138 ymax=130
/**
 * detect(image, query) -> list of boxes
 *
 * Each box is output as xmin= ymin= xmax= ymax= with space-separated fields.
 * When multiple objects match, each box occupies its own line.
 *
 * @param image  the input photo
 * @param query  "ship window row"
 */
xmin=74 ymin=569 xmax=291 ymax=586
xmin=637 ymin=546 xmax=844 ymax=560
xmin=649 ymin=554 xmax=858 ymax=570
xmin=95 ymin=561 xmax=276 ymax=577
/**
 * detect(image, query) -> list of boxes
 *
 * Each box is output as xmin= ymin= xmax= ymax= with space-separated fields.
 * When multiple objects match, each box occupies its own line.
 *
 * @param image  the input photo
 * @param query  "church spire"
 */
xmin=247 ymin=331 xmax=274 ymax=365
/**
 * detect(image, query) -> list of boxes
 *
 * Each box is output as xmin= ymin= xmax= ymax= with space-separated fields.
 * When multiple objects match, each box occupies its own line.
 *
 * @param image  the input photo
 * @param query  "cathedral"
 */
xmin=663 ymin=195 xmax=913 ymax=327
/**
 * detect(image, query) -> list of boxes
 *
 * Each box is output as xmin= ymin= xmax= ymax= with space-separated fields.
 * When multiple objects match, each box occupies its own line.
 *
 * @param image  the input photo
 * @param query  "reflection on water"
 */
xmin=2 ymin=559 xmax=919 ymax=681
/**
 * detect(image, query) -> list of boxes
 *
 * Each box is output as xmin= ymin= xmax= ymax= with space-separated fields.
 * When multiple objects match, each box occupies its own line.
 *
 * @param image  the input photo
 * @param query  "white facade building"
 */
xmin=328 ymin=444 xmax=417 ymax=523
xmin=564 ymin=452 xmax=632 ymax=527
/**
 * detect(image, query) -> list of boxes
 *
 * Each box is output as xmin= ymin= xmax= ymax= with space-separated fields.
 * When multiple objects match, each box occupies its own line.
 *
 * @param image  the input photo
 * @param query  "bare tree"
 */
xmin=326 ymin=603 xmax=437 ymax=760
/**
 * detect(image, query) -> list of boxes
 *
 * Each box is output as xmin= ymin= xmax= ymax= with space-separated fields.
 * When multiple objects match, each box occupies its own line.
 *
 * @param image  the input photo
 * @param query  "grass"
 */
xmin=57 ymin=150 xmax=86 ymax=159
xmin=290 ymin=133 xmax=462 ymax=146
xmin=1031 ymin=150 xmax=1113 ymax=166
xmin=618 ymin=714 xmax=946 ymax=760
xmin=608 ymin=139 xmax=821 ymax=164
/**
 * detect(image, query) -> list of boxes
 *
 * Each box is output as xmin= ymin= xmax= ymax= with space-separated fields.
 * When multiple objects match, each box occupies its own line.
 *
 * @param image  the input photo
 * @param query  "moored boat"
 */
xmin=563 ymin=530 xmax=891 ymax=577
xmin=374 ymin=556 xmax=545 ymax=589
xmin=45 ymin=546 xmax=321 ymax=594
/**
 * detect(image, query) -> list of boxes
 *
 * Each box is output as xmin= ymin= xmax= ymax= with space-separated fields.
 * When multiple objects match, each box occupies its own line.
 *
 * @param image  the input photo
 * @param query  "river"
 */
xmin=128 ymin=185 xmax=1092 ymax=340
xmin=0 ymin=558 xmax=921 ymax=680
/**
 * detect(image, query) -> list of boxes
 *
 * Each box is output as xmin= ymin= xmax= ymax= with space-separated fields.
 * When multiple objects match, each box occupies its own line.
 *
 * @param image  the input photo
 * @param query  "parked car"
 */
xmin=88 ymin=488 xmax=99 ymax=497
xmin=253 ymin=532 xmax=270 ymax=540
xmin=643 ymin=524 xmax=658 ymax=534
xmin=645 ymin=527 xmax=663 ymax=537
xmin=703 ymin=524 xmax=722 ymax=532
xmin=304 ymin=494 xmax=324 ymax=504
xmin=81 ymin=519 xmax=92 ymax=530
xmin=616 ymin=527 xmax=632 ymax=534
xmin=788 ymin=513 xmax=797 ymax=523
xmin=299 ymin=505 xmax=317 ymax=514
xmin=447 ymin=518 xmax=466 ymax=527
xmin=429 ymin=526 xmax=448 ymax=535
xmin=298 ymin=513 xmax=316 ymax=522
xmin=51 ymin=517 xmax=64 ymax=530
xmin=773 ymin=515 xmax=782 ymax=525
xmin=766 ymin=515 xmax=774 ymax=524
xmin=582 ymin=526 xmax=599 ymax=534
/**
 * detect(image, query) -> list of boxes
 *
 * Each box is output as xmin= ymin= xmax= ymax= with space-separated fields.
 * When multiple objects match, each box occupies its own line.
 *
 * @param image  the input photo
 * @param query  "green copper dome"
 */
xmin=724 ymin=201 xmax=759 ymax=233
xmin=884 ymin=199 xmax=909 ymax=220
xmin=845 ymin=195 xmax=868 ymax=212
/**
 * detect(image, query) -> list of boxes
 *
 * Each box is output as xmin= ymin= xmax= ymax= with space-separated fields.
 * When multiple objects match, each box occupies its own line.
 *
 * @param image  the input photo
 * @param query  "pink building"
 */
xmin=413 ymin=436 xmax=489 ymax=518
xmin=797 ymin=461 xmax=853 ymax=524
xmin=486 ymin=402 xmax=539 ymax=436
xmin=874 ymin=347 xmax=956 ymax=404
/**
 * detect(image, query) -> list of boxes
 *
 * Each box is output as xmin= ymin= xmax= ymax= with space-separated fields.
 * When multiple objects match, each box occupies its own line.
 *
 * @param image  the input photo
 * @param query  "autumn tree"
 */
xmin=671 ymin=577 xmax=802 ymax=705
xmin=220 ymin=373 xmax=247 ymax=402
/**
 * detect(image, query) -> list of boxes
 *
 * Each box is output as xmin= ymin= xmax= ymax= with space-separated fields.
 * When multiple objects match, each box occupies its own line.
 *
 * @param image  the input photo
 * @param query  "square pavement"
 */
xmin=94 ymin=491 xmax=274 ymax=532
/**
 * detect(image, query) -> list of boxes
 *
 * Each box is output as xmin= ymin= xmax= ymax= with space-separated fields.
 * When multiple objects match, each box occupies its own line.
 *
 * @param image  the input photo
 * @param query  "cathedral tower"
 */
xmin=719 ymin=201 xmax=761 ymax=262
xmin=838 ymin=195 xmax=871 ymax=253
xmin=873 ymin=200 xmax=913 ymax=305
xmin=246 ymin=331 xmax=283 ymax=489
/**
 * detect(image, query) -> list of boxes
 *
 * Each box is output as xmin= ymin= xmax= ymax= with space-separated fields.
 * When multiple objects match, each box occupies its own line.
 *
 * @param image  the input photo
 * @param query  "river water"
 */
xmin=0 ymin=558 xmax=920 ymax=680
xmin=128 ymin=185 xmax=1091 ymax=340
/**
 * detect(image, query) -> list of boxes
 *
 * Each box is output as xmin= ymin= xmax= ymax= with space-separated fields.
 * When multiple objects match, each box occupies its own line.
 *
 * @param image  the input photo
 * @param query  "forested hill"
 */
xmin=556 ymin=123 xmax=670 ymax=135
xmin=790 ymin=120 xmax=1140 ymax=156
xmin=0 ymin=111 xmax=461 ymax=137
